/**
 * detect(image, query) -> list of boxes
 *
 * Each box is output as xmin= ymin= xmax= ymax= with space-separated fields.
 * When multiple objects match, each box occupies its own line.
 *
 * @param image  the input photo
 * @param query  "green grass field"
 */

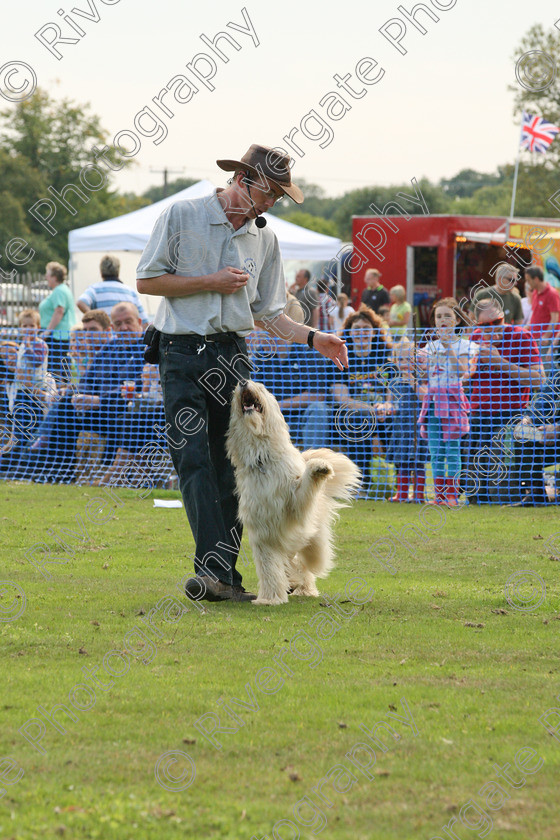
xmin=1 ymin=483 xmax=560 ymax=840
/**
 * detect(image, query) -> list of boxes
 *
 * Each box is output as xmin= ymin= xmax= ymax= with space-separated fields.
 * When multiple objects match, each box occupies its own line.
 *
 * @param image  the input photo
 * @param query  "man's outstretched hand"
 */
xmin=313 ymin=332 xmax=348 ymax=370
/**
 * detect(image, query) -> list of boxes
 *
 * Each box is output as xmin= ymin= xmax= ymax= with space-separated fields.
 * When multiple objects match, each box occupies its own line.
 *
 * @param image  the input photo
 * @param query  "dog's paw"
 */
xmin=291 ymin=585 xmax=320 ymax=597
xmin=308 ymin=459 xmax=335 ymax=479
xmin=252 ymin=595 xmax=287 ymax=606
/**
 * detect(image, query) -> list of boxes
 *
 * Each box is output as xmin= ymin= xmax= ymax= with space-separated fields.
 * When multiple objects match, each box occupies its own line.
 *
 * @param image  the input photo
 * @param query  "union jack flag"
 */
xmin=520 ymin=111 xmax=560 ymax=153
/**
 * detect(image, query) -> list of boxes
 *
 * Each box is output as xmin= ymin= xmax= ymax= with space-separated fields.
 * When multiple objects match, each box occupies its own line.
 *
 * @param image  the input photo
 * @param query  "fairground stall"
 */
xmin=351 ymin=214 xmax=560 ymax=325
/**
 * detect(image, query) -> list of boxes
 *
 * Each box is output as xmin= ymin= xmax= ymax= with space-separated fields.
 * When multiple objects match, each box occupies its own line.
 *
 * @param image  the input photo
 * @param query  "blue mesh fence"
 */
xmin=0 ymin=325 xmax=559 ymax=505
xmin=0 ymin=330 xmax=173 ymax=490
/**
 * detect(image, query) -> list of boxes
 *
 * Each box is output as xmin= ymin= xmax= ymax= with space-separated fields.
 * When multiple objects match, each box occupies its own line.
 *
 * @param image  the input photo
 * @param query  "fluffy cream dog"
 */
xmin=226 ymin=380 xmax=361 ymax=605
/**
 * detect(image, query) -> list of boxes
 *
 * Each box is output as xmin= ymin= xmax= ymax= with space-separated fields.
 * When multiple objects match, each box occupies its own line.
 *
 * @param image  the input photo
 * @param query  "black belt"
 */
xmin=204 ymin=332 xmax=249 ymax=359
xmin=161 ymin=331 xmax=243 ymax=343
xmin=205 ymin=331 xmax=243 ymax=343
xmin=161 ymin=331 xmax=248 ymax=359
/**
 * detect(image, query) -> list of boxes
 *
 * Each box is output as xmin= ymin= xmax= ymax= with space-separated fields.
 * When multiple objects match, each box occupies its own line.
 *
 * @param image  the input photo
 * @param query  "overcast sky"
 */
xmin=3 ymin=0 xmax=559 ymax=198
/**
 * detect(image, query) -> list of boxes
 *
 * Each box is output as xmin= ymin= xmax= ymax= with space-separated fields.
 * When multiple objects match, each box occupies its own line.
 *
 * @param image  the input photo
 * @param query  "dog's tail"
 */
xmin=302 ymin=448 xmax=362 ymax=501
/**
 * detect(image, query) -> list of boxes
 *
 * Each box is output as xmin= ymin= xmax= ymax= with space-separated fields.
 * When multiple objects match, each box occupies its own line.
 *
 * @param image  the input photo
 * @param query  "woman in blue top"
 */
xmin=39 ymin=261 xmax=77 ymax=380
xmin=332 ymin=305 xmax=394 ymax=495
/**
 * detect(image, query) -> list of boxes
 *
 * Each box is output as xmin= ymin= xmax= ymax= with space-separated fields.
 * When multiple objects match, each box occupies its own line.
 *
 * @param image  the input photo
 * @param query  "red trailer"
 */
xmin=349 ymin=214 xmax=559 ymax=326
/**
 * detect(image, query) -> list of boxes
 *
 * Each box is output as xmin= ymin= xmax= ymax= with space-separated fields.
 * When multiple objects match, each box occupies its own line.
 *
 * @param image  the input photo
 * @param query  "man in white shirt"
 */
xmin=137 ymin=144 xmax=347 ymax=603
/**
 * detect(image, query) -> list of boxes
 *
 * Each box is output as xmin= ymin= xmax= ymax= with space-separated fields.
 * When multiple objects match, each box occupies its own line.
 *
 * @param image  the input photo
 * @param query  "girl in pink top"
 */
xmin=418 ymin=298 xmax=479 ymax=505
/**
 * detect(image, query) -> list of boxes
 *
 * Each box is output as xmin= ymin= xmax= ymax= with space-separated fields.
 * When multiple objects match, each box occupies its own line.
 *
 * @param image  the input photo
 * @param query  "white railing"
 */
xmin=0 ymin=274 xmax=50 ymax=327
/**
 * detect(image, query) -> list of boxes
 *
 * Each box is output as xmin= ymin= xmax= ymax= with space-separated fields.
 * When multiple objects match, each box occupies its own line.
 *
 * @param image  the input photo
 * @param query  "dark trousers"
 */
xmin=159 ymin=334 xmax=251 ymax=586
xmin=39 ymin=395 xmax=119 ymax=471
xmin=118 ymin=403 xmax=166 ymax=453
xmin=511 ymin=440 xmax=558 ymax=503
xmin=461 ymin=409 xmax=517 ymax=502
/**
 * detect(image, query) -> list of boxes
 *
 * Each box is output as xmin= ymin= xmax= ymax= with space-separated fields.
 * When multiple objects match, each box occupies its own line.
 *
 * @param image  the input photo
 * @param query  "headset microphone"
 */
xmin=244 ymin=175 xmax=267 ymax=228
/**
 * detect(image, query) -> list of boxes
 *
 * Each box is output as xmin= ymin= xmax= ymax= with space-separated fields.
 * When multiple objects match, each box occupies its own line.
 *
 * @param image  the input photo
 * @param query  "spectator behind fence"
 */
xmin=521 ymin=279 xmax=532 ymax=325
xmin=510 ymin=371 xmax=560 ymax=506
xmin=361 ymin=269 xmax=390 ymax=313
xmin=38 ymin=261 xmax=76 ymax=380
xmin=290 ymin=269 xmax=319 ymax=327
xmin=284 ymin=292 xmax=305 ymax=325
xmin=384 ymin=338 xmax=429 ymax=503
xmin=11 ymin=310 xmax=52 ymax=409
xmin=378 ymin=303 xmax=391 ymax=325
xmin=70 ymin=310 xmax=113 ymax=378
xmin=471 ymin=264 xmax=523 ymax=325
xmin=0 ymin=311 xmax=54 ymax=469
xmin=0 ymin=341 xmax=18 ymax=454
xmin=329 ymin=293 xmax=355 ymax=335
xmin=77 ymin=255 xmax=148 ymax=325
xmin=418 ymin=298 xmax=479 ymax=506
xmin=257 ymin=334 xmax=330 ymax=449
xmin=317 ymin=278 xmax=336 ymax=331
xmin=332 ymin=306 xmax=394 ymax=495
xmin=388 ymin=285 xmax=412 ymax=339
xmin=525 ymin=266 xmax=560 ymax=365
xmin=17 ymin=302 xmax=144 ymax=483
xmin=0 ymin=342 xmax=17 ymax=395
xmin=545 ymin=256 xmax=560 ymax=290
xmin=463 ymin=296 xmax=545 ymax=504
xmin=94 ymin=363 xmax=167 ymax=488
xmin=27 ymin=310 xmax=114 ymax=455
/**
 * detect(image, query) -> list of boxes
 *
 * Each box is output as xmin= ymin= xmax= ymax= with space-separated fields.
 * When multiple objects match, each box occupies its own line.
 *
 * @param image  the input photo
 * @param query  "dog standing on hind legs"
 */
xmin=226 ymin=381 xmax=361 ymax=605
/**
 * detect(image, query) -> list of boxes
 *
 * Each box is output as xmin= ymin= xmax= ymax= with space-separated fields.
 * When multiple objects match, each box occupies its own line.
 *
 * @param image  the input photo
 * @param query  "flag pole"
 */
xmin=509 ymin=115 xmax=525 ymax=225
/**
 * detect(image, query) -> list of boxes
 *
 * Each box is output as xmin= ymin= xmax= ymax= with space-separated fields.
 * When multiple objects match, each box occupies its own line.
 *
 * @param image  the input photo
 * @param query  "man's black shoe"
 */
xmin=185 ymin=575 xmax=256 ymax=602
xmin=232 ymin=584 xmax=257 ymax=602
xmin=185 ymin=575 xmax=226 ymax=602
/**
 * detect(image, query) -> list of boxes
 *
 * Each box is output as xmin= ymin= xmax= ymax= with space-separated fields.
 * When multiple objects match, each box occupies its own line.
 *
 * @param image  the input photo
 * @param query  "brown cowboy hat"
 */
xmin=216 ymin=144 xmax=304 ymax=204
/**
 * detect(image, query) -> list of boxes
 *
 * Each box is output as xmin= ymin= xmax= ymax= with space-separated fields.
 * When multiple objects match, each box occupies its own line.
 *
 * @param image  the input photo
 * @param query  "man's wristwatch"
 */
xmin=307 ymin=329 xmax=317 ymax=349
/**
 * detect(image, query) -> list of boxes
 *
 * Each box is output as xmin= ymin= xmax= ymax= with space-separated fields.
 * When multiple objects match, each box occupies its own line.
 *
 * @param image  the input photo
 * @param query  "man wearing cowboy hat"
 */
xmin=137 ymin=144 xmax=347 ymax=603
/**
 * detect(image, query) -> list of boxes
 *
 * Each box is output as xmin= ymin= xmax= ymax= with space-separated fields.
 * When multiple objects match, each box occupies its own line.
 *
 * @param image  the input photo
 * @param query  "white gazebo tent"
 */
xmin=68 ymin=181 xmax=342 ymax=318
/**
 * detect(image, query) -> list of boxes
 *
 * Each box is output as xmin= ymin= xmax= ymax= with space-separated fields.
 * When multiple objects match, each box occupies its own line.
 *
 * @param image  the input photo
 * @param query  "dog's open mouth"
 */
xmin=240 ymin=388 xmax=263 ymax=415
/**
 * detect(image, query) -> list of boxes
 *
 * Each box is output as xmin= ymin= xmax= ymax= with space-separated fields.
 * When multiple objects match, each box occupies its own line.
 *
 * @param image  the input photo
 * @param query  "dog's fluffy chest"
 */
xmin=236 ymin=454 xmax=305 ymax=525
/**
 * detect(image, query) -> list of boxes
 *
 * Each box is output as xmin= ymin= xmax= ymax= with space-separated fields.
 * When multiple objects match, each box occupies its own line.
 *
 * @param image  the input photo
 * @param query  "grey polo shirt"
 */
xmin=136 ymin=191 xmax=286 ymax=336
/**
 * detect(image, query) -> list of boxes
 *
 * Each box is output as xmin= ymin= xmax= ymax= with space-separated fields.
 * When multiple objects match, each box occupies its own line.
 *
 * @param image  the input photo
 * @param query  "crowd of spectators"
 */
xmin=251 ymin=265 xmax=560 ymax=506
xmin=31 ymin=254 xmax=149 ymax=383
xmin=1 ymin=261 xmax=559 ymax=504
xmin=0 ymin=301 xmax=169 ymax=486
